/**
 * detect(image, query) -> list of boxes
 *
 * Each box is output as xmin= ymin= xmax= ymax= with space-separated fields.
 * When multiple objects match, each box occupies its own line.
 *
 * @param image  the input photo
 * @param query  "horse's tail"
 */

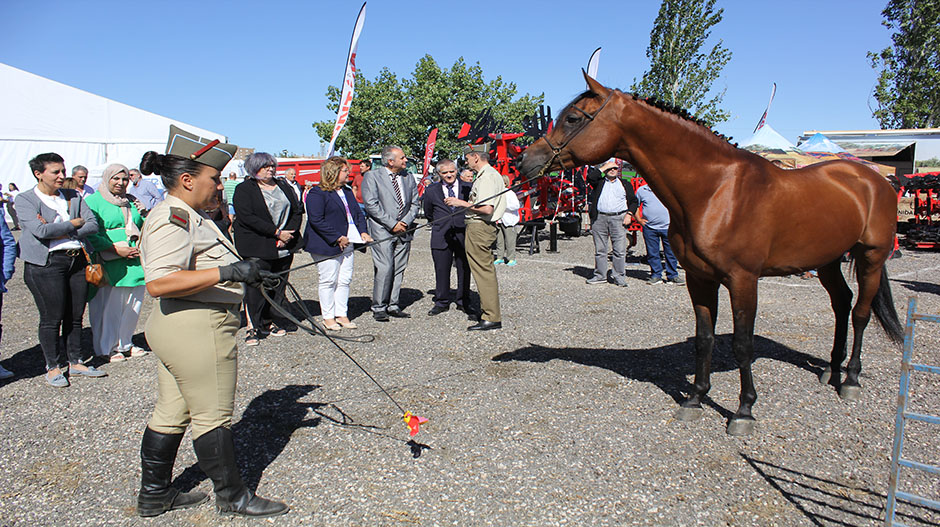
xmin=872 ymin=266 xmax=904 ymax=346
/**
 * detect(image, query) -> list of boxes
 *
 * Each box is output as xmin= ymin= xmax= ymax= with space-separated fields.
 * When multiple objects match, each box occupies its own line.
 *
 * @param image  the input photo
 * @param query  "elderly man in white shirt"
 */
xmin=586 ymin=160 xmax=638 ymax=286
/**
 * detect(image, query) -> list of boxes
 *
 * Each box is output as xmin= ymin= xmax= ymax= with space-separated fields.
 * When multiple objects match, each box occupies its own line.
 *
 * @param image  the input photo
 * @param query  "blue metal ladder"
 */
xmin=885 ymin=296 xmax=940 ymax=526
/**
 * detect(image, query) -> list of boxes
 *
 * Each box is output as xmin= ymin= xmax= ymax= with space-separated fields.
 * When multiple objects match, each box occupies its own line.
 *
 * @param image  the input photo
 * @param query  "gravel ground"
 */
xmin=0 ymin=224 xmax=938 ymax=527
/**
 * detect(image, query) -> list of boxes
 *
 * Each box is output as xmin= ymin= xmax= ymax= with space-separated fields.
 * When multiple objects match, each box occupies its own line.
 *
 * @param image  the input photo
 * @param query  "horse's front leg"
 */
xmin=816 ymin=259 xmax=852 ymax=390
xmin=676 ymin=274 xmax=720 ymax=421
xmin=727 ymin=276 xmax=759 ymax=436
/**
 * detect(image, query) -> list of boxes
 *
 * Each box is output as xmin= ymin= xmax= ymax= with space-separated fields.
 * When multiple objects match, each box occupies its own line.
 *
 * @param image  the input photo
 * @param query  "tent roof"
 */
xmin=742 ymin=124 xmax=795 ymax=151
xmin=0 ymin=62 xmax=223 ymax=143
xmin=797 ymin=132 xmax=846 ymax=153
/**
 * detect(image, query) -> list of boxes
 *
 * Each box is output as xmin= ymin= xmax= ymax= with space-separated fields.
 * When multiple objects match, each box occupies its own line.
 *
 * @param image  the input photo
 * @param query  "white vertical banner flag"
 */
xmin=587 ymin=47 xmax=601 ymax=78
xmin=326 ymin=2 xmax=367 ymax=157
xmin=753 ymin=82 xmax=776 ymax=134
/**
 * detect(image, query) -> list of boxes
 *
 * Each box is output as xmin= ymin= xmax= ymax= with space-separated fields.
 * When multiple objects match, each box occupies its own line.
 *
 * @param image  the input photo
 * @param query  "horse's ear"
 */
xmin=582 ymin=69 xmax=610 ymax=97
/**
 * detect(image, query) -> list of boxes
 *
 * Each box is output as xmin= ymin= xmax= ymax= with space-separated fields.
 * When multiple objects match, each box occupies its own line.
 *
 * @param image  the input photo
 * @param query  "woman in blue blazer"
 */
xmin=303 ymin=157 xmax=372 ymax=330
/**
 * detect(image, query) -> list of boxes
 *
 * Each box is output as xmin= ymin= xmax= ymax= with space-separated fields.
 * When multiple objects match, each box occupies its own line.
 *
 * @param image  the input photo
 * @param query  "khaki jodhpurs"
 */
xmin=465 ymin=221 xmax=501 ymax=322
xmin=146 ymin=298 xmax=240 ymax=440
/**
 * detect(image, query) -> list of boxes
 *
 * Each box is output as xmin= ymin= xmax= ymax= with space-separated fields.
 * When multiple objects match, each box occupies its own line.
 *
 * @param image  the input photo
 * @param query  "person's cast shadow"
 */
xmin=175 ymin=384 xmax=323 ymax=492
xmin=492 ymin=335 xmax=829 ymax=419
xmin=293 ymin=287 xmax=425 ymax=322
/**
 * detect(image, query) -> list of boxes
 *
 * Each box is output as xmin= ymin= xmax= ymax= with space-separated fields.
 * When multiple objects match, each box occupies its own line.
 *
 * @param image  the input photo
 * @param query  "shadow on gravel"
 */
xmin=0 ymin=326 xmax=97 ymax=379
xmin=741 ymin=454 xmax=939 ymax=527
xmin=174 ymin=384 xmax=323 ymax=493
xmin=564 ymin=264 xmax=661 ymax=282
xmin=394 ymin=287 xmax=425 ymax=312
xmin=493 ymin=335 xmax=828 ymax=416
xmin=893 ymin=278 xmax=940 ymax=296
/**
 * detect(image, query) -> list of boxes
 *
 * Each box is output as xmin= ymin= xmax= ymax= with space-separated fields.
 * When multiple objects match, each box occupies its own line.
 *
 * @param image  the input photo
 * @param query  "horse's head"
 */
xmin=518 ymin=71 xmax=622 ymax=180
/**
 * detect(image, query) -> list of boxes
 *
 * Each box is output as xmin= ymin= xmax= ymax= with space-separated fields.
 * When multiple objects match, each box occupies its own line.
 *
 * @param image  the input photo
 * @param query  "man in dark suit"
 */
xmin=423 ymin=159 xmax=474 ymax=317
xmin=361 ymin=145 xmax=420 ymax=321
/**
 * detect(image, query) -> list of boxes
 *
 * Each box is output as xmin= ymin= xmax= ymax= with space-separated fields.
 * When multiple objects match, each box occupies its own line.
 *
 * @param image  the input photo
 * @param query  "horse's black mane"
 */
xmin=569 ymin=89 xmax=738 ymax=147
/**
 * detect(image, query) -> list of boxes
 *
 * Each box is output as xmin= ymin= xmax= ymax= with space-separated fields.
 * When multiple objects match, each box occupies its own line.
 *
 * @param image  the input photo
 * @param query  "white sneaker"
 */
xmin=0 ymin=364 xmax=14 ymax=380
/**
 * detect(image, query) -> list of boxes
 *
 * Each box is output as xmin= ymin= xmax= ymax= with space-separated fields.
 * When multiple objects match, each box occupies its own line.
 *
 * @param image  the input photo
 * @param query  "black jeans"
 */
xmin=243 ymin=254 xmax=293 ymax=331
xmin=24 ymin=251 xmax=88 ymax=370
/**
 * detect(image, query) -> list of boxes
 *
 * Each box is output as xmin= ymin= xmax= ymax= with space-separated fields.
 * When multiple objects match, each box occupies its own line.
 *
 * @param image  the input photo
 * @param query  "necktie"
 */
xmin=390 ymin=172 xmax=405 ymax=215
xmin=447 ymin=184 xmax=455 ymax=210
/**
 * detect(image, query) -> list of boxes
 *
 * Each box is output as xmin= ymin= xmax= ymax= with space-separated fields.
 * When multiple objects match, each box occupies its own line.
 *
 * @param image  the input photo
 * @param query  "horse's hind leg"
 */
xmin=676 ymin=274 xmax=719 ymax=421
xmin=815 ymin=259 xmax=852 ymax=390
xmin=842 ymin=250 xmax=889 ymax=400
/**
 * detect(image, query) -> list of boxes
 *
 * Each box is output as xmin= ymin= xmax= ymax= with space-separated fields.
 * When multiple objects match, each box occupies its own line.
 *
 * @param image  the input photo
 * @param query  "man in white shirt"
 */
xmin=71 ymin=165 xmax=96 ymax=197
xmin=586 ymin=160 xmax=638 ymax=286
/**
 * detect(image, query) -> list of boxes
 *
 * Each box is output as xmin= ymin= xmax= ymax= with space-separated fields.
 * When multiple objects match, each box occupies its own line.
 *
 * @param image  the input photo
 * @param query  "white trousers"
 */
xmin=314 ymin=250 xmax=355 ymax=319
xmin=88 ymin=285 xmax=146 ymax=356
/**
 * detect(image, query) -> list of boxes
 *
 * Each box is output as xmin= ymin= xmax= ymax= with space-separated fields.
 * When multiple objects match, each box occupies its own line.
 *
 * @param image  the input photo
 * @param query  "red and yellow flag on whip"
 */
xmin=326 ymin=2 xmax=367 ymax=157
xmin=403 ymin=412 xmax=429 ymax=437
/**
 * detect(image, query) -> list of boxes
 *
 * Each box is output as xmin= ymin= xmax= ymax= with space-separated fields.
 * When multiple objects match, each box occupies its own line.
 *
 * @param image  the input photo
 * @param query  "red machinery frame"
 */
xmin=900 ymin=171 xmax=940 ymax=250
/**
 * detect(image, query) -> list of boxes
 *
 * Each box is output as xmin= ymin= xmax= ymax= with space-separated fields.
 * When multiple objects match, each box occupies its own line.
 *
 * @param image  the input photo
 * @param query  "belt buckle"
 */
xmin=65 ymin=248 xmax=81 ymax=257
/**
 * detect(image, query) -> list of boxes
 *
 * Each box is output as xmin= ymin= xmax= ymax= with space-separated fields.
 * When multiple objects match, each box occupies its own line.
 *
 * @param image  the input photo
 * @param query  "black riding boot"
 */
xmin=137 ymin=427 xmax=209 ymax=517
xmin=192 ymin=427 xmax=289 ymax=518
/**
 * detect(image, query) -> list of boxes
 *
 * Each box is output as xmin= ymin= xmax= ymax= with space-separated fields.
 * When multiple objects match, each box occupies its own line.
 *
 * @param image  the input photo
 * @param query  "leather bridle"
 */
xmin=537 ymin=91 xmax=614 ymax=177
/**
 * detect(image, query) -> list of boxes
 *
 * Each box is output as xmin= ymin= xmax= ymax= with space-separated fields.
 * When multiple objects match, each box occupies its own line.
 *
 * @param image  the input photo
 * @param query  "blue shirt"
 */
xmin=635 ymin=184 xmax=670 ymax=231
xmin=131 ymin=178 xmax=165 ymax=210
xmin=0 ymin=207 xmax=16 ymax=292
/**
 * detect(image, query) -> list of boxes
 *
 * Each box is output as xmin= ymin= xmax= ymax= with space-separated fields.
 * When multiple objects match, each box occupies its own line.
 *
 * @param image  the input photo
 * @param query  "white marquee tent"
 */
xmin=0 ymin=62 xmax=226 ymax=191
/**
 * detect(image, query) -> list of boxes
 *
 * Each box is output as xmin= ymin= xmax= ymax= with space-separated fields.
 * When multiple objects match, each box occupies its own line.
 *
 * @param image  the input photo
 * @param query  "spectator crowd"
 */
xmin=0 ymin=130 xmax=684 ymax=521
xmin=0 ymin=147 xmax=680 ymax=382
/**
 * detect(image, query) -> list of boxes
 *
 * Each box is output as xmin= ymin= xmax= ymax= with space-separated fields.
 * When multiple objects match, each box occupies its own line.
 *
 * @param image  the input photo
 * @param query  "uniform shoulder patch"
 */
xmin=168 ymin=207 xmax=190 ymax=228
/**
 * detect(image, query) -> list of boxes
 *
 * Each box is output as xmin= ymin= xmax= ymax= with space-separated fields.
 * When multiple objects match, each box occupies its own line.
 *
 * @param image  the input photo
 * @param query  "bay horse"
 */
xmin=517 ymin=72 xmax=903 ymax=435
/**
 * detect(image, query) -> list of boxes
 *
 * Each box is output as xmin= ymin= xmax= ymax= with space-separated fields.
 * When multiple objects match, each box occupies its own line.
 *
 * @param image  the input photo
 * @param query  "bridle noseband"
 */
xmin=537 ymin=91 xmax=614 ymax=177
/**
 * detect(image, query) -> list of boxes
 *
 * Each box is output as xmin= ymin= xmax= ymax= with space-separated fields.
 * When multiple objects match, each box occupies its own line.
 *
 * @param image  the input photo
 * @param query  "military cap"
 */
xmin=165 ymin=125 xmax=237 ymax=172
xmin=462 ymin=142 xmax=491 ymax=155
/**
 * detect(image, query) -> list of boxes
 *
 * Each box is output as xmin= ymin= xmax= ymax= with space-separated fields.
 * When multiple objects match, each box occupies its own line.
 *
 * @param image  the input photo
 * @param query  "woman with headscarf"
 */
xmin=231 ymin=152 xmax=303 ymax=347
xmin=84 ymin=164 xmax=148 ymax=362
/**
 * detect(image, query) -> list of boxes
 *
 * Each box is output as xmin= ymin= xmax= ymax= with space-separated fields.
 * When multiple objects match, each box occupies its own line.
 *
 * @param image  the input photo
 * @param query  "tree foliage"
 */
xmin=631 ymin=0 xmax=732 ymax=127
xmin=313 ymin=55 xmax=544 ymax=161
xmin=868 ymin=0 xmax=940 ymax=129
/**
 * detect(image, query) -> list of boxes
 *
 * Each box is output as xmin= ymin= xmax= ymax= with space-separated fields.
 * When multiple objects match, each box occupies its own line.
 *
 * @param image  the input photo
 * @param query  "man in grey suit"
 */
xmin=361 ymin=145 xmax=420 ymax=321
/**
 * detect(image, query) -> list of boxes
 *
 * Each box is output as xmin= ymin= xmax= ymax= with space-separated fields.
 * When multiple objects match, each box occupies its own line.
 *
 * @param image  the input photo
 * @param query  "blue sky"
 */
xmin=0 ymin=0 xmax=893 ymax=156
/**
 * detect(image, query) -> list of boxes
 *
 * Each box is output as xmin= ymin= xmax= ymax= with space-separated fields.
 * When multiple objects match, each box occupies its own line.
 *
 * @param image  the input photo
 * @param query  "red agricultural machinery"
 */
xmin=899 ymin=172 xmax=940 ymax=249
xmin=456 ymin=106 xmax=643 ymax=253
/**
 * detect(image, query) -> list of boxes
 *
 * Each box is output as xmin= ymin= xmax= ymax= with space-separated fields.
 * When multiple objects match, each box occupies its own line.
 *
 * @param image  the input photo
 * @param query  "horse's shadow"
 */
xmin=492 ymin=335 xmax=828 ymax=418
xmin=175 ymin=384 xmax=323 ymax=492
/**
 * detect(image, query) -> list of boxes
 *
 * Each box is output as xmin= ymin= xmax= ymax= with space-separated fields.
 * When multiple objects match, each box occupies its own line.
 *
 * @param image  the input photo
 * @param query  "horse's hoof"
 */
xmin=839 ymin=385 xmax=861 ymax=401
xmin=675 ymin=406 xmax=703 ymax=422
xmin=727 ymin=417 xmax=756 ymax=436
xmin=819 ymin=367 xmax=832 ymax=385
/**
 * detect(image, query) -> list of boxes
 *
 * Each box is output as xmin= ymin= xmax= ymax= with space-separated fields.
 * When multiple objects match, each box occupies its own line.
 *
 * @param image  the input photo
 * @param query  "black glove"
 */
xmin=218 ymin=259 xmax=262 ymax=286
xmin=259 ymin=269 xmax=282 ymax=289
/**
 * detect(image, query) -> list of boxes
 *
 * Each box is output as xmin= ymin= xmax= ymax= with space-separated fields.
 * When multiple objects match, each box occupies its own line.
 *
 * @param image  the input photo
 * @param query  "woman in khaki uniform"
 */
xmin=134 ymin=126 xmax=287 ymax=518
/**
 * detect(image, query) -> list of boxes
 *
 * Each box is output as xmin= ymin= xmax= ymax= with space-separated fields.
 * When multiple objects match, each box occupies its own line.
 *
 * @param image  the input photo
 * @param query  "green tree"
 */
xmin=631 ymin=0 xmax=733 ymax=127
xmin=868 ymin=0 xmax=940 ymax=129
xmin=313 ymin=55 xmax=543 ymax=161
xmin=915 ymin=157 xmax=940 ymax=170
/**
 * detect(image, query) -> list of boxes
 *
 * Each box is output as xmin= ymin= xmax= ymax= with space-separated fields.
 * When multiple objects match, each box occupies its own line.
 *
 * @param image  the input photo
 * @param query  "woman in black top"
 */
xmin=231 ymin=152 xmax=303 ymax=346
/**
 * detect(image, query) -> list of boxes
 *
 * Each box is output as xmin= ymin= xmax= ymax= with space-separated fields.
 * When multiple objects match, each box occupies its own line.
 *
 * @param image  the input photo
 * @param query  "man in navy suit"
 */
xmin=423 ymin=159 xmax=474 ymax=317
